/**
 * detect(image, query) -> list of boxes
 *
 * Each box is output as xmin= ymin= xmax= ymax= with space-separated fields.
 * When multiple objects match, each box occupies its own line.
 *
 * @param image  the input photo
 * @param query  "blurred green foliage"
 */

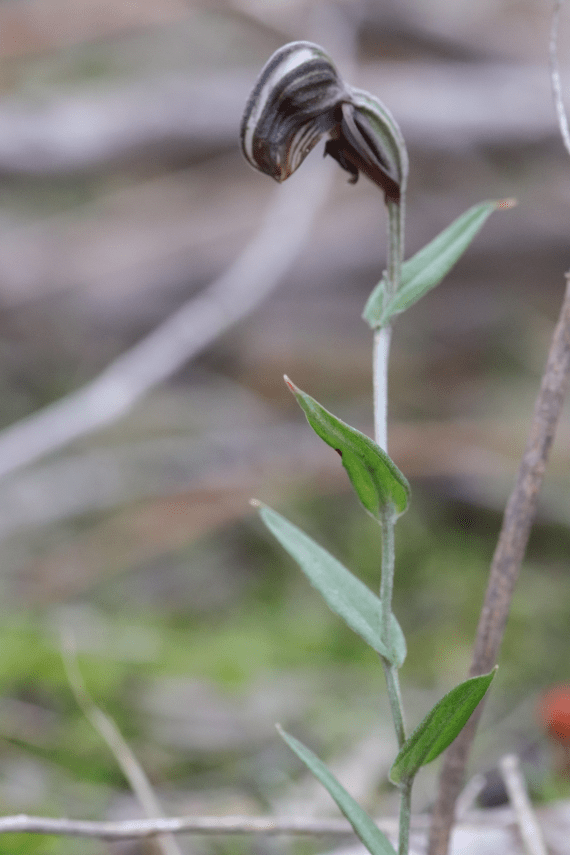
xmin=0 ymin=482 xmax=568 ymax=853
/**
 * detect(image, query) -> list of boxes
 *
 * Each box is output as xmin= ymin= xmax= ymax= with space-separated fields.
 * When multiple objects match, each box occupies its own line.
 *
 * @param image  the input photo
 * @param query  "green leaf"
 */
xmin=285 ymin=377 xmax=410 ymax=518
xmin=363 ymin=199 xmax=515 ymax=328
xmin=258 ymin=504 xmax=406 ymax=666
xmin=389 ymin=668 xmax=497 ymax=785
xmin=278 ymin=726 xmax=397 ymax=855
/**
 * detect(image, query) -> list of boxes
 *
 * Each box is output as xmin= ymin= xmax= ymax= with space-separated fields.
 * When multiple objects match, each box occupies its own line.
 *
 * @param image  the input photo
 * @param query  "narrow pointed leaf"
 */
xmin=258 ymin=504 xmax=406 ymax=667
xmin=278 ymin=726 xmax=397 ymax=855
xmin=389 ymin=668 xmax=497 ymax=785
xmin=363 ymin=199 xmax=515 ymax=328
xmin=285 ymin=377 xmax=410 ymax=518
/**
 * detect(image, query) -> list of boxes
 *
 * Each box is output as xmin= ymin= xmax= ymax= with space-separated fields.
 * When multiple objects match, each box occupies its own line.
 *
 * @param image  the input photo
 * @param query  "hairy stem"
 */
xmin=374 ymin=190 xmax=408 ymax=846
xmin=373 ymin=198 xmax=404 ymax=454
xmin=398 ymin=779 xmax=413 ymax=855
xmin=380 ymin=505 xmax=406 ymax=748
xmin=373 ymin=326 xmax=391 ymax=452
xmin=386 ymin=199 xmax=404 ymax=300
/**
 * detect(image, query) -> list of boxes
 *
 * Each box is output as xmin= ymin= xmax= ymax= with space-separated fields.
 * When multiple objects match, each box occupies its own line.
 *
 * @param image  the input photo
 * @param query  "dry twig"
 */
xmin=500 ymin=754 xmax=548 ymax=855
xmin=427 ymin=276 xmax=570 ymax=855
xmin=0 ymin=814 xmax=371 ymax=840
xmin=0 ymin=808 xmax=535 ymax=841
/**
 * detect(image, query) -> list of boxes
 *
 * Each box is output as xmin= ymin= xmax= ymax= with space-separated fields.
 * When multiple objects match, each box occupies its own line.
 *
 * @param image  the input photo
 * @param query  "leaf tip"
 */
xmin=249 ymin=498 xmax=262 ymax=508
xmin=283 ymin=375 xmax=297 ymax=394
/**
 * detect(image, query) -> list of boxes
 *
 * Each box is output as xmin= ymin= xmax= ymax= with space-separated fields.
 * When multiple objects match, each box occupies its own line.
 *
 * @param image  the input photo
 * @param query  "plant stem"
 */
xmin=386 ymin=199 xmax=404 ymax=301
xmin=379 ymin=506 xmax=405 ymax=748
xmin=374 ymin=192 xmax=407 ymax=746
xmin=373 ymin=326 xmax=391 ymax=452
xmin=373 ymin=199 xmax=403 ymax=454
xmin=373 ymin=190 xmax=408 ymax=849
xmin=398 ymin=779 xmax=413 ymax=855
xmin=373 ymin=196 xmax=404 ymax=453
xmin=379 ymin=505 xmax=408 ymax=847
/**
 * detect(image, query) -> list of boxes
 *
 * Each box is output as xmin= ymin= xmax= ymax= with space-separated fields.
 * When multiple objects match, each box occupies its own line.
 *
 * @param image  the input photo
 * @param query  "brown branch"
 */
xmin=429 ymin=3 xmax=570 ymax=848
xmin=427 ymin=274 xmax=570 ymax=855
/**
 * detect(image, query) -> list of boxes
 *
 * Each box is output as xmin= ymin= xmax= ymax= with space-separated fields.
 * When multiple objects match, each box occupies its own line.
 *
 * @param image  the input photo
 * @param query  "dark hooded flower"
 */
xmin=240 ymin=41 xmax=407 ymax=203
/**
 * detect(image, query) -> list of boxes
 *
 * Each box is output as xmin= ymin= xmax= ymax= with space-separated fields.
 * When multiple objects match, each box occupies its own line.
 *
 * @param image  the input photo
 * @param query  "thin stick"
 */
xmin=500 ymin=754 xmax=548 ymax=855
xmin=0 ymin=815 xmax=369 ymax=840
xmin=427 ymin=7 xmax=570 ymax=850
xmin=427 ymin=274 xmax=570 ymax=855
xmin=0 ymin=809 xmax=529 ymax=840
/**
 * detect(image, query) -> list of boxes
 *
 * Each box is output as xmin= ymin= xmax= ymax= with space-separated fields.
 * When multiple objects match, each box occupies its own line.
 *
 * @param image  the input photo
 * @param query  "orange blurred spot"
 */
xmin=538 ymin=686 xmax=570 ymax=745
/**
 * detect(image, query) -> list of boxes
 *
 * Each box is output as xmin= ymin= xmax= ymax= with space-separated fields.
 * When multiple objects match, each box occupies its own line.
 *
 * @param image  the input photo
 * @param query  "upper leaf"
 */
xmin=363 ymin=200 xmax=516 ymax=329
xmin=278 ymin=726 xmax=397 ymax=855
xmin=285 ymin=377 xmax=410 ymax=519
xmin=258 ymin=504 xmax=406 ymax=667
xmin=389 ymin=668 xmax=497 ymax=785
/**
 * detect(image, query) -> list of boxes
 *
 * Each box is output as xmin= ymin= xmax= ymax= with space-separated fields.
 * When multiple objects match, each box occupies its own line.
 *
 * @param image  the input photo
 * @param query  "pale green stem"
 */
xmin=374 ymin=195 xmax=406 ymax=747
xmin=386 ymin=198 xmax=404 ymax=301
xmin=379 ymin=505 xmax=405 ymax=748
xmin=373 ymin=199 xmax=404 ymax=455
xmin=373 ymin=192 xmax=411 ymax=850
xmin=398 ymin=778 xmax=413 ymax=855
xmin=373 ymin=326 xmax=391 ymax=453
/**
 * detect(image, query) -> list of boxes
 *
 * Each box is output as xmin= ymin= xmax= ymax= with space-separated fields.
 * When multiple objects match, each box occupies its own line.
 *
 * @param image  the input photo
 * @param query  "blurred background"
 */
xmin=0 ymin=0 xmax=569 ymax=852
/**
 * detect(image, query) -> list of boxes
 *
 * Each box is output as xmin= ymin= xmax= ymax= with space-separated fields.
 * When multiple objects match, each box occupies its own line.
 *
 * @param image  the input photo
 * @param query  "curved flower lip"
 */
xmin=325 ymin=101 xmax=401 ymax=202
xmin=240 ymin=41 xmax=406 ymax=203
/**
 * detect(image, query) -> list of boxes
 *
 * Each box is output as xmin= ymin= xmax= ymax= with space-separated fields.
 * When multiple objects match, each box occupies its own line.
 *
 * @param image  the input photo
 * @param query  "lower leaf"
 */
xmin=278 ymin=726 xmax=397 ymax=855
xmin=389 ymin=667 xmax=497 ymax=785
xmin=258 ymin=504 xmax=406 ymax=667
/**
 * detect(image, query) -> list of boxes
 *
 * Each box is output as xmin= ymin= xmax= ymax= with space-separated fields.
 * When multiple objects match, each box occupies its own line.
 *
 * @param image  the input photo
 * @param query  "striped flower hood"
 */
xmin=240 ymin=41 xmax=407 ymax=203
